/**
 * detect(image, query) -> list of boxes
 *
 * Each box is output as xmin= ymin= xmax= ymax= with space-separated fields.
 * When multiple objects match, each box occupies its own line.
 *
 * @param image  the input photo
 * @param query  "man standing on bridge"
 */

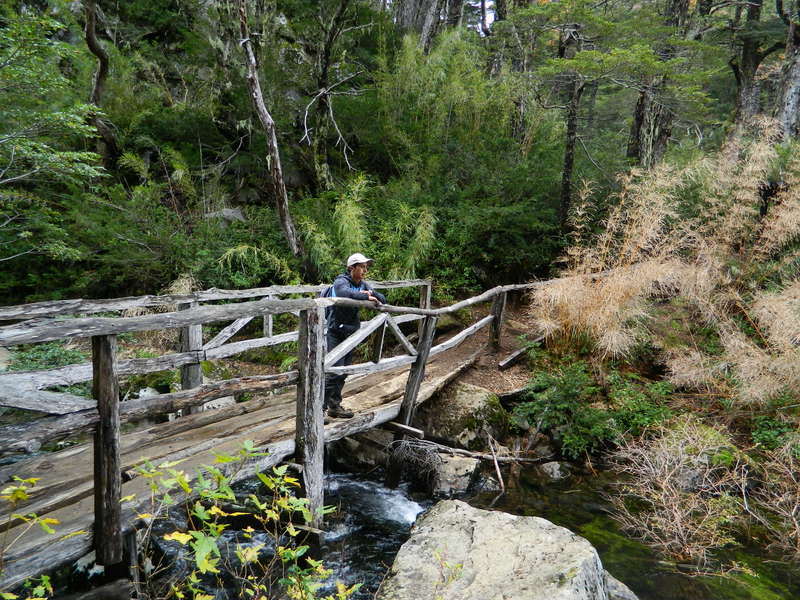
xmin=324 ymin=253 xmax=386 ymax=419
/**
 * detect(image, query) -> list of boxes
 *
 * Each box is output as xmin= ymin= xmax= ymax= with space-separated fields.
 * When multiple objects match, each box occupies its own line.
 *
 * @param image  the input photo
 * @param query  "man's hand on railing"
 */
xmin=360 ymin=290 xmax=382 ymax=304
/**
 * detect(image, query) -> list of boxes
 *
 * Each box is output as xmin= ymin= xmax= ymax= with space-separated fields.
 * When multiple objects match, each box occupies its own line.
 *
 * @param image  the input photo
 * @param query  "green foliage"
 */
xmin=1 ymin=477 xmax=65 ymax=598
xmin=512 ymin=362 xmax=672 ymax=459
xmin=8 ymin=343 xmax=86 ymax=372
xmin=751 ymin=416 xmax=797 ymax=450
xmin=136 ymin=443 xmax=357 ymax=600
xmin=299 ymin=175 xmax=439 ymax=283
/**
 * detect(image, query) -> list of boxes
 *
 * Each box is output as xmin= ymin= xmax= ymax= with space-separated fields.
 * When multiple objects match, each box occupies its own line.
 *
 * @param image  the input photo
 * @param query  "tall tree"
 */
xmin=728 ymin=0 xmax=785 ymax=128
xmin=775 ymin=0 xmax=800 ymax=138
xmin=84 ymin=0 xmax=117 ymax=167
xmin=237 ymin=0 xmax=303 ymax=259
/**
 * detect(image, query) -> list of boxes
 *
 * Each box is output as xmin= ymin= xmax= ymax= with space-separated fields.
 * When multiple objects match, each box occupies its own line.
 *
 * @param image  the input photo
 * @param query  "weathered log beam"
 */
xmin=0 ymin=351 xmax=206 ymax=391
xmin=204 ymin=331 xmax=298 ymax=360
xmin=428 ymin=315 xmax=493 ymax=357
xmin=295 ymin=307 xmax=325 ymax=528
xmin=323 ymin=313 xmax=387 ymax=367
xmin=179 ymin=302 xmax=203 ymax=414
xmin=0 ymin=386 xmax=95 ymax=415
xmin=92 ymin=334 xmax=122 ymax=566
xmin=0 ymin=372 xmax=298 ymax=455
xmin=325 ymin=353 xmax=416 ymax=377
xmin=398 ymin=316 xmax=438 ymax=427
xmin=203 ymin=316 xmax=253 ymax=350
xmin=0 ymin=332 xmax=298 ymax=395
xmin=0 ymin=280 xmax=429 ymax=322
xmin=371 ymin=320 xmax=386 ymax=364
xmin=0 ymin=298 xmax=316 ymax=346
xmin=385 ymin=314 xmax=417 ymax=356
xmin=382 ymin=421 xmax=424 ymax=439
xmin=489 ymin=291 xmax=507 ymax=350
xmin=0 ymin=280 xmax=538 ymax=346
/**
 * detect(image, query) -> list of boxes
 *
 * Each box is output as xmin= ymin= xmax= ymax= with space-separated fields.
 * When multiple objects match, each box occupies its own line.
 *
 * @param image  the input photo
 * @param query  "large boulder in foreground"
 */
xmin=376 ymin=500 xmax=638 ymax=600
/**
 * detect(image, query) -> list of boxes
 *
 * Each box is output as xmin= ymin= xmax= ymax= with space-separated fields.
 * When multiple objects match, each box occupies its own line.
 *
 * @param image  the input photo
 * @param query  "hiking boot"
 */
xmin=327 ymin=406 xmax=354 ymax=419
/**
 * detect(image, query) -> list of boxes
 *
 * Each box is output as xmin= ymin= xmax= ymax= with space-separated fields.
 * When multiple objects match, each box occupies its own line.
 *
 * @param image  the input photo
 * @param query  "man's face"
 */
xmin=350 ymin=262 xmax=368 ymax=282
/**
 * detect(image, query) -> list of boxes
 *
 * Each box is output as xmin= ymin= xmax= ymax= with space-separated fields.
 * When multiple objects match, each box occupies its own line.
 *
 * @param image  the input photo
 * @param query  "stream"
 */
xmin=313 ymin=467 xmax=800 ymax=600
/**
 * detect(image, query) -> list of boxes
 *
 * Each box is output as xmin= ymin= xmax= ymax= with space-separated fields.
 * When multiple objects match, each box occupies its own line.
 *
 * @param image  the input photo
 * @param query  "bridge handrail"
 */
xmin=0 ymin=281 xmax=539 ymax=346
xmin=0 ymin=279 xmax=432 ymax=321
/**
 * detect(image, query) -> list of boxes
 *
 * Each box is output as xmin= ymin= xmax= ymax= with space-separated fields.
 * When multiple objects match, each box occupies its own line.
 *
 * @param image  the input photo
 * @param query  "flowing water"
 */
xmin=315 ymin=473 xmax=430 ymax=599
xmin=314 ymin=468 xmax=800 ymax=600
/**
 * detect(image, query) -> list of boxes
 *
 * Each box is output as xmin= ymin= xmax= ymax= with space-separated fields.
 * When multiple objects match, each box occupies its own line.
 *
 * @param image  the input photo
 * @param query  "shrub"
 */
xmin=609 ymin=416 xmax=747 ymax=564
xmin=135 ymin=442 xmax=359 ymax=600
xmin=511 ymin=362 xmax=671 ymax=459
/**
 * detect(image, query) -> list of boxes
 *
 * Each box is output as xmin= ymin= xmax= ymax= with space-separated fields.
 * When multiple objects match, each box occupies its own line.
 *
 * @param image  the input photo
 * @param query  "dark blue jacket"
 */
xmin=326 ymin=272 xmax=386 ymax=337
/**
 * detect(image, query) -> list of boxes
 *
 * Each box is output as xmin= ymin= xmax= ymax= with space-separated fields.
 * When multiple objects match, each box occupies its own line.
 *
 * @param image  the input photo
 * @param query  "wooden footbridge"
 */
xmin=0 ymin=279 xmax=538 ymax=589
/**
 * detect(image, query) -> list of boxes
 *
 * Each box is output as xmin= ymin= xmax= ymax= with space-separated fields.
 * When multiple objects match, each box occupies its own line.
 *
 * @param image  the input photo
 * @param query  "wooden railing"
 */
xmin=0 ymin=279 xmax=536 ymax=575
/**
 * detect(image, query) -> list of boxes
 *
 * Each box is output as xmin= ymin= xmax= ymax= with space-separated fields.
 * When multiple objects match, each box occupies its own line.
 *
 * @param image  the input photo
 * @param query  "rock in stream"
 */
xmin=376 ymin=499 xmax=638 ymax=600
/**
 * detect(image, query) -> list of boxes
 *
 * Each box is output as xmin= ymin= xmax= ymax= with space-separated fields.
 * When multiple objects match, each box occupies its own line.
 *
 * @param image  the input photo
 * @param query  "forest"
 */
xmin=3 ymin=0 xmax=800 ymax=597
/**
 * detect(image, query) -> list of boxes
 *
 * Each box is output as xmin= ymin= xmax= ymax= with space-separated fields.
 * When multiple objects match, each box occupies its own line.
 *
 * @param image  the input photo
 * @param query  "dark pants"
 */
xmin=323 ymin=330 xmax=352 ymax=410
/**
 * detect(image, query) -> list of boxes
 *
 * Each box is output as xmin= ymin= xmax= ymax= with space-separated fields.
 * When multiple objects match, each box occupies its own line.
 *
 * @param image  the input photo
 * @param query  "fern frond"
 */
xmin=334 ymin=176 xmax=369 ymax=255
xmin=298 ymin=218 xmax=338 ymax=279
xmin=118 ymin=152 xmax=149 ymax=180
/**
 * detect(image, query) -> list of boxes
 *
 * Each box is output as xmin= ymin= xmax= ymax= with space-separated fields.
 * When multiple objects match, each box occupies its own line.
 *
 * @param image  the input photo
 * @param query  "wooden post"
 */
xmin=489 ymin=291 xmax=507 ymax=350
xmin=263 ymin=295 xmax=273 ymax=338
xmin=387 ymin=315 xmax=437 ymax=487
xmin=418 ymin=283 xmax=432 ymax=341
xmin=295 ymin=306 xmax=326 ymax=528
xmin=371 ymin=321 xmax=386 ymax=363
xmin=179 ymin=302 xmax=203 ymax=414
xmin=399 ymin=315 xmax=438 ymax=426
xmin=92 ymin=334 xmax=123 ymax=567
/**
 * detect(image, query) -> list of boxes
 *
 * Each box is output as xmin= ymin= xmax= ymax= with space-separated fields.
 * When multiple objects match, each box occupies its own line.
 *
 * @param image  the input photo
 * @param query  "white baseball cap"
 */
xmin=346 ymin=252 xmax=374 ymax=267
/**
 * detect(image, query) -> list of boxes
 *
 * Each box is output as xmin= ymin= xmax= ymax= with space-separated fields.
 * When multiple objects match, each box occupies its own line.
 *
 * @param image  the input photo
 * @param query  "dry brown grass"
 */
xmin=529 ymin=119 xmax=800 ymax=403
xmin=122 ymin=273 xmax=198 ymax=351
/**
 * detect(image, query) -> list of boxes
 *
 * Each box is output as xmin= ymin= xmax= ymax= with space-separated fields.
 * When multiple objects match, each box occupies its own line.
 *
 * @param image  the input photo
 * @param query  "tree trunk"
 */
xmin=559 ymin=78 xmax=585 ymax=228
xmin=480 ymin=0 xmax=491 ymax=36
xmin=419 ymin=0 xmax=445 ymax=51
xmin=731 ymin=0 xmax=774 ymax=128
xmin=308 ymin=0 xmax=351 ymax=192
xmin=84 ymin=0 xmax=117 ymax=167
xmin=775 ymin=14 xmax=800 ymax=138
xmin=776 ymin=44 xmax=800 ymax=138
xmin=237 ymin=0 xmax=303 ymax=258
xmin=627 ymin=78 xmax=673 ymax=168
xmin=626 ymin=0 xmax=693 ymax=169
xmin=394 ymin=0 xmax=421 ymax=30
xmin=446 ymin=0 xmax=464 ymax=26
xmin=495 ymin=0 xmax=507 ymax=21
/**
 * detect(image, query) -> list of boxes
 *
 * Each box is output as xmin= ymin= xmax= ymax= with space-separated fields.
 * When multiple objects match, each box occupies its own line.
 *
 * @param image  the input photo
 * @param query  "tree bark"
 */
xmin=775 ymin=4 xmax=800 ymax=138
xmin=626 ymin=0 xmax=697 ymax=168
xmin=419 ymin=0 xmax=445 ymax=51
xmin=559 ymin=78 xmax=585 ymax=228
xmin=446 ymin=0 xmax=464 ymax=26
xmin=729 ymin=0 xmax=784 ymax=129
xmin=627 ymin=79 xmax=673 ymax=169
xmin=237 ymin=0 xmax=304 ymax=258
xmin=495 ymin=0 xmax=507 ymax=21
xmin=310 ymin=0 xmax=352 ymax=191
xmin=84 ymin=0 xmax=117 ymax=167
